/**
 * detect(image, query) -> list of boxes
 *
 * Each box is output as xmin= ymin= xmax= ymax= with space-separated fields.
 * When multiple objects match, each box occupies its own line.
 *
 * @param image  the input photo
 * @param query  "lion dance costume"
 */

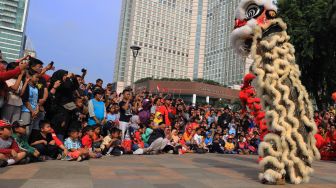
xmin=231 ymin=0 xmax=320 ymax=185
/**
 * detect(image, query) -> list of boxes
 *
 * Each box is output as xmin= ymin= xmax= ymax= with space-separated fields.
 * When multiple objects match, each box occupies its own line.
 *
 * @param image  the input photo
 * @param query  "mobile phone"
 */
xmin=49 ymin=61 xmax=54 ymax=67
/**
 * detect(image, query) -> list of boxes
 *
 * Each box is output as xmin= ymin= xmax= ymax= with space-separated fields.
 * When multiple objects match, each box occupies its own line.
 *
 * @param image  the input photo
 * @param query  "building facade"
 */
xmin=114 ymin=0 xmax=208 ymax=87
xmin=203 ymin=0 xmax=245 ymax=87
xmin=135 ymin=79 xmax=239 ymax=105
xmin=0 ymin=0 xmax=29 ymax=62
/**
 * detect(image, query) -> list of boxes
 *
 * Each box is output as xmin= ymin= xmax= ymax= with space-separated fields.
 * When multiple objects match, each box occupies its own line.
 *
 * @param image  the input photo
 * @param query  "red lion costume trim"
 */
xmin=239 ymin=73 xmax=268 ymax=141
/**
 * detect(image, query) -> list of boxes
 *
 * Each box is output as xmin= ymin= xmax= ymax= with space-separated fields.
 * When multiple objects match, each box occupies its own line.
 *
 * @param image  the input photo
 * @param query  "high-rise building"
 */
xmin=203 ymin=0 xmax=245 ymax=87
xmin=0 ymin=0 xmax=30 ymax=62
xmin=113 ymin=0 xmax=208 ymax=88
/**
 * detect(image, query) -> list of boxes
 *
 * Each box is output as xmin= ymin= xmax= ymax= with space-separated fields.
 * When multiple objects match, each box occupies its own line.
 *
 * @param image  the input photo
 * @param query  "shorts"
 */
xmin=67 ymin=151 xmax=81 ymax=159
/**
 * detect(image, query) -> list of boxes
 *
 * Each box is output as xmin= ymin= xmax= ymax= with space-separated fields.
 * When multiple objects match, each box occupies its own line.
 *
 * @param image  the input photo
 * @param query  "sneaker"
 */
xmin=0 ymin=160 xmax=8 ymax=168
xmin=133 ymin=148 xmax=144 ymax=155
xmin=168 ymin=150 xmax=174 ymax=154
xmin=56 ymin=154 xmax=62 ymax=160
xmin=95 ymin=153 xmax=103 ymax=158
xmin=18 ymin=157 xmax=30 ymax=164
xmin=76 ymin=156 xmax=82 ymax=162
xmin=7 ymin=159 xmax=15 ymax=165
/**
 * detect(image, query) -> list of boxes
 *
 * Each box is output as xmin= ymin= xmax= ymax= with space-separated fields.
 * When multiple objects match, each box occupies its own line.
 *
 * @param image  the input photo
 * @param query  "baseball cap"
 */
xmin=0 ymin=120 xmax=11 ymax=128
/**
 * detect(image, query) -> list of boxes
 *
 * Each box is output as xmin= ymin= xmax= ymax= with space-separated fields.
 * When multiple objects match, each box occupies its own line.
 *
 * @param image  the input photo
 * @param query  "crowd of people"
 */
xmin=0 ymin=55 xmax=335 ymax=168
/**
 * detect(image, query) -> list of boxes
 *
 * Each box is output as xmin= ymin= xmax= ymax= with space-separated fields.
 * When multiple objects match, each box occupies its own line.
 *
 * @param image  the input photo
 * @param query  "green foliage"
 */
xmin=278 ymin=0 xmax=336 ymax=110
xmin=194 ymin=78 xmax=223 ymax=86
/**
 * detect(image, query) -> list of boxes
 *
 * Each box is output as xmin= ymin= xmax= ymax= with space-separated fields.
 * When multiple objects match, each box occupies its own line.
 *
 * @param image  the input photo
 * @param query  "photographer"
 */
xmin=47 ymin=70 xmax=79 ymax=140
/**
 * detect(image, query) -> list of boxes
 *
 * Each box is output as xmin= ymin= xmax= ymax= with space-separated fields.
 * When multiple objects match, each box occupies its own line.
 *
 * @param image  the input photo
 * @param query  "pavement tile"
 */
xmin=20 ymin=179 xmax=93 ymax=188
xmin=93 ymin=179 xmax=154 ymax=188
xmin=0 ymin=165 xmax=39 ymax=179
xmin=0 ymin=179 xmax=27 ymax=188
xmin=32 ymin=165 xmax=91 ymax=179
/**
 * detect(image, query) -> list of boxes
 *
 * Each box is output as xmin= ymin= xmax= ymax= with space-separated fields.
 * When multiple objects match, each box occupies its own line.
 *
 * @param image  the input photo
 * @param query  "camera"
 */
xmin=81 ymin=68 xmax=87 ymax=73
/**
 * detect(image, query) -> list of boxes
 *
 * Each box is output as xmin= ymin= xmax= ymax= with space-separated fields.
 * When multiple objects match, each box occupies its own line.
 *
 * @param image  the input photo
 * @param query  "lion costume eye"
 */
xmin=245 ymin=4 xmax=263 ymax=19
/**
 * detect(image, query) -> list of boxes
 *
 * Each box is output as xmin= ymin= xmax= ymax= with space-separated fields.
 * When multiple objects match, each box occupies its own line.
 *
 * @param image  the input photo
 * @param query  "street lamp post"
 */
xmin=130 ymin=45 xmax=141 ymax=91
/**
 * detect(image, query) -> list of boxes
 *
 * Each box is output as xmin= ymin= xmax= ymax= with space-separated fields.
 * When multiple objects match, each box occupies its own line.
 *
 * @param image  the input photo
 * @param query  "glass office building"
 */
xmin=0 ymin=0 xmax=29 ymax=61
xmin=114 ymin=0 xmax=207 ymax=86
xmin=203 ymin=0 xmax=244 ymax=87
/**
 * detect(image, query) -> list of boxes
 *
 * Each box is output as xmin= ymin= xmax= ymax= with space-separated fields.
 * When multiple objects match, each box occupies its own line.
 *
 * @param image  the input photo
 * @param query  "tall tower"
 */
xmin=113 ymin=0 xmax=208 ymax=87
xmin=203 ymin=0 xmax=245 ymax=87
xmin=0 ymin=0 xmax=30 ymax=62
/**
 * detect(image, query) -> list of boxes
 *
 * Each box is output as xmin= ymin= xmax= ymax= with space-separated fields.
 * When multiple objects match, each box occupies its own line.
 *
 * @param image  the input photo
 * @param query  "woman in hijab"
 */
xmin=46 ymin=69 xmax=79 ymax=140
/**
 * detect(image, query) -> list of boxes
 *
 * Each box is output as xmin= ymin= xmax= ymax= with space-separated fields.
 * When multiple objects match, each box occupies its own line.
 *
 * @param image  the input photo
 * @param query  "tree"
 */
xmin=278 ymin=0 xmax=336 ymax=110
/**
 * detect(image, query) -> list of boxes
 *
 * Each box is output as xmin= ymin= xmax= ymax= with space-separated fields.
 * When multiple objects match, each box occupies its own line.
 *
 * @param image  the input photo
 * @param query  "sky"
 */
xmin=26 ymin=0 xmax=122 ymax=84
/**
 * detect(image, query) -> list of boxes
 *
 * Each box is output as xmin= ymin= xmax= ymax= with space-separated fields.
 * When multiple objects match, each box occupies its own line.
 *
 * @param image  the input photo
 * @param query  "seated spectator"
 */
xmin=100 ymin=127 xmax=124 ymax=156
xmin=0 ymin=120 xmax=26 ymax=167
xmin=81 ymin=126 xmax=102 ymax=158
xmin=224 ymin=136 xmax=236 ymax=154
xmin=211 ymin=133 xmax=225 ymax=154
xmin=64 ymin=128 xmax=89 ymax=161
xmin=204 ymin=131 xmax=213 ymax=151
xmin=11 ymin=121 xmax=41 ymax=162
xmin=141 ymin=126 xmax=153 ymax=146
xmin=183 ymin=126 xmax=194 ymax=145
xmin=193 ymin=127 xmax=207 ymax=153
xmin=132 ymin=125 xmax=145 ymax=151
xmin=29 ymin=120 xmax=67 ymax=160
xmin=134 ymin=122 xmax=168 ymax=155
xmin=178 ymin=132 xmax=192 ymax=154
xmin=237 ymin=135 xmax=250 ymax=155
xmin=103 ymin=103 xmax=120 ymax=136
xmin=92 ymin=125 xmax=103 ymax=150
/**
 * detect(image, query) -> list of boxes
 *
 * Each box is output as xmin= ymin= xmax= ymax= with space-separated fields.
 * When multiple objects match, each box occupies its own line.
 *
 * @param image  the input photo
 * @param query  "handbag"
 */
xmin=63 ymin=102 xmax=77 ymax=110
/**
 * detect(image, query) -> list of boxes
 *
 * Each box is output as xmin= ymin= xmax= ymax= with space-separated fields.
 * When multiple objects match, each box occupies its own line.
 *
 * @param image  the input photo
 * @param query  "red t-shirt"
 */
xmin=81 ymin=135 xmax=92 ymax=149
xmin=158 ymin=105 xmax=172 ymax=126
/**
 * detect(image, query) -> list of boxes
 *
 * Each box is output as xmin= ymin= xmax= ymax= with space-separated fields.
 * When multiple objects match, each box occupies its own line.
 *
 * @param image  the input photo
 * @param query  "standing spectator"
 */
xmin=119 ymin=89 xmax=132 ymax=140
xmin=88 ymin=88 xmax=106 ymax=126
xmin=48 ymin=70 xmax=79 ymax=140
xmin=158 ymin=96 xmax=174 ymax=127
xmin=21 ymin=73 xmax=40 ymax=135
xmin=28 ymin=58 xmax=50 ymax=134
xmin=1 ymin=62 xmax=25 ymax=123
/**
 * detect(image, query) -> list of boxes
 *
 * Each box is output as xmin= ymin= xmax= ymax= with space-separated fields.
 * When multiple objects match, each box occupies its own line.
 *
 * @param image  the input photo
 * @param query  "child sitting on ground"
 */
xmin=224 ymin=136 xmax=236 ymax=154
xmin=237 ymin=135 xmax=250 ymax=155
xmin=0 ymin=120 xmax=26 ymax=167
xmin=178 ymin=132 xmax=193 ymax=154
xmin=81 ymin=126 xmax=102 ymax=158
xmin=211 ymin=133 xmax=225 ymax=154
xmin=132 ymin=125 xmax=145 ymax=151
xmin=64 ymin=128 xmax=89 ymax=161
xmin=193 ymin=127 xmax=207 ymax=153
xmin=11 ymin=121 xmax=40 ymax=162
xmin=29 ymin=120 xmax=67 ymax=160
xmin=204 ymin=131 xmax=213 ymax=151
xmin=100 ymin=127 xmax=124 ymax=156
xmin=92 ymin=125 xmax=103 ymax=151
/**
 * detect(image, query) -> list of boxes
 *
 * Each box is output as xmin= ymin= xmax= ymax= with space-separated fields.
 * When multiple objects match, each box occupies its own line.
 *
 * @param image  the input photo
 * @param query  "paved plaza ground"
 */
xmin=0 ymin=154 xmax=335 ymax=188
